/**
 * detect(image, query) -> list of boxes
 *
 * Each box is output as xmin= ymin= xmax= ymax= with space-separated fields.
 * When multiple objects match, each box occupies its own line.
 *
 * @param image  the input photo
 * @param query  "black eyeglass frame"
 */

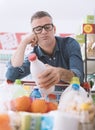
xmin=32 ymin=23 xmax=54 ymax=34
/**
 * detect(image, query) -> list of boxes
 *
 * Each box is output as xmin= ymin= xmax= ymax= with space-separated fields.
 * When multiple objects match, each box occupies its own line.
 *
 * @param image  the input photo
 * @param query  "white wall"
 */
xmin=0 ymin=0 xmax=95 ymax=82
xmin=0 ymin=0 xmax=95 ymax=33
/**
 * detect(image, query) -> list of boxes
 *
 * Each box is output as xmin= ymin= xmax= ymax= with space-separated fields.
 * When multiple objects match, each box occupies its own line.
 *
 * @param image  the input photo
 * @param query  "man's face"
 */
xmin=31 ymin=16 xmax=56 ymax=50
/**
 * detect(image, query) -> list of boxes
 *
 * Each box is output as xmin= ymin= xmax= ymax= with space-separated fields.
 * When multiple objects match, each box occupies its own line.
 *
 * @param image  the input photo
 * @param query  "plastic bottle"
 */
xmin=28 ymin=53 xmax=55 ymax=95
xmin=12 ymin=79 xmax=27 ymax=99
xmin=29 ymin=86 xmax=42 ymax=100
xmin=58 ymin=77 xmax=82 ymax=111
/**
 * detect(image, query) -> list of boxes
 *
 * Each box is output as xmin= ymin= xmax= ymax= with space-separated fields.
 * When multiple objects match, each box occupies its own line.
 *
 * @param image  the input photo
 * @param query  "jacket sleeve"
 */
xmin=64 ymin=37 xmax=84 ymax=83
xmin=5 ymin=57 xmax=30 ymax=82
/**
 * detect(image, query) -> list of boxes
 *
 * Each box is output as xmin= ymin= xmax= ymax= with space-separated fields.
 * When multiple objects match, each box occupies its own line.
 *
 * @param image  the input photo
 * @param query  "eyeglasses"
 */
xmin=33 ymin=23 xmax=54 ymax=34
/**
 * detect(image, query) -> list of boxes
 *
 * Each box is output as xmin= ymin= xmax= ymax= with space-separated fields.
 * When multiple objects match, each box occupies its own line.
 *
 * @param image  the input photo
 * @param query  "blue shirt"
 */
xmin=6 ymin=36 xmax=84 ymax=83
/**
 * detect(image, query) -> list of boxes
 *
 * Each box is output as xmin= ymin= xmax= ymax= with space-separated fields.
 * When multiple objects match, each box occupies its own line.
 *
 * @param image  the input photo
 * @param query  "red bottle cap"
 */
xmin=6 ymin=79 xmax=14 ymax=84
xmin=28 ymin=53 xmax=37 ymax=61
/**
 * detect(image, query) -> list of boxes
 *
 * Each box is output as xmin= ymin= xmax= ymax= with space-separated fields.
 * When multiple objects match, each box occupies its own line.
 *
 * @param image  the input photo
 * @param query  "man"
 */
xmin=6 ymin=11 xmax=84 ymax=90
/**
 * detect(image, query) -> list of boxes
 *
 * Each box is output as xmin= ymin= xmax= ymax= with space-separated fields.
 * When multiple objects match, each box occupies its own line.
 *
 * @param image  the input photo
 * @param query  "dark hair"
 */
xmin=30 ymin=11 xmax=52 ymax=23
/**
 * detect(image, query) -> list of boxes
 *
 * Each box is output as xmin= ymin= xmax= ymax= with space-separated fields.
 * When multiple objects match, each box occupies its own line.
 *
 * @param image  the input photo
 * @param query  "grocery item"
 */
xmin=23 ymin=83 xmax=35 ymax=96
xmin=29 ymin=87 xmax=42 ymax=100
xmin=28 ymin=53 xmax=55 ymax=95
xmin=10 ymin=96 xmax=32 ymax=112
xmin=0 ymin=82 xmax=15 ymax=111
xmin=58 ymin=77 xmax=89 ymax=111
xmin=0 ymin=113 xmax=12 ymax=130
xmin=41 ymin=113 xmax=54 ymax=130
xmin=47 ymin=102 xmax=58 ymax=112
xmin=30 ymin=98 xmax=48 ymax=113
xmin=49 ymin=110 xmax=79 ymax=130
xmin=20 ymin=112 xmax=41 ymax=130
xmin=58 ymin=77 xmax=95 ymax=129
xmin=12 ymin=79 xmax=27 ymax=99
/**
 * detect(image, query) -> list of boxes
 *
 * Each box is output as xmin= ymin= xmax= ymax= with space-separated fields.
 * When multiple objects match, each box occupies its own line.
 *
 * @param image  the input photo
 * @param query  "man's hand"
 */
xmin=37 ymin=64 xmax=61 ymax=89
xmin=37 ymin=64 xmax=75 ymax=89
xmin=23 ymin=33 xmax=38 ymax=47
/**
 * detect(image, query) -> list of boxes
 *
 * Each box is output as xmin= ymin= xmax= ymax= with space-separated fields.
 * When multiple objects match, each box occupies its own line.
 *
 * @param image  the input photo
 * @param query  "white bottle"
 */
xmin=12 ymin=79 xmax=27 ymax=99
xmin=28 ymin=53 xmax=55 ymax=95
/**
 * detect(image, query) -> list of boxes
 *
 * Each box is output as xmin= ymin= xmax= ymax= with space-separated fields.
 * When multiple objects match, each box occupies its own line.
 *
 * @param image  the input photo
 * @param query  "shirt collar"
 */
xmin=37 ymin=39 xmax=59 ymax=58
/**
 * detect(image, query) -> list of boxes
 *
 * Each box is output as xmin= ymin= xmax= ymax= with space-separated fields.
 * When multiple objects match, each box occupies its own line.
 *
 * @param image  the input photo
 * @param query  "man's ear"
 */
xmin=53 ymin=25 xmax=56 ymax=34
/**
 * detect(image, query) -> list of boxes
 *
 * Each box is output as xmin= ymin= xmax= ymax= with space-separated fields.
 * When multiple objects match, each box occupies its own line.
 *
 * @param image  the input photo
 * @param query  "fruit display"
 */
xmin=0 ymin=81 xmax=59 ymax=130
xmin=10 ymin=96 xmax=58 ymax=113
xmin=0 ymin=80 xmax=95 ymax=130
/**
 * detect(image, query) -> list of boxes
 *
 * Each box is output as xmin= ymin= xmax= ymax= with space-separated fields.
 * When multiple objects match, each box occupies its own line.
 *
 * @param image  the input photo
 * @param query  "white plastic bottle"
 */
xmin=28 ymin=53 xmax=55 ymax=95
xmin=12 ymin=79 xmax=27 ymax=99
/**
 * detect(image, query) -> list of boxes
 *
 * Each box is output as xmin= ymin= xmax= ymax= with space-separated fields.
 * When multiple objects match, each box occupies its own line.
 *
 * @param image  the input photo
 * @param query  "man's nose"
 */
xmin=41 ymin=27 xmax=47 ymax=33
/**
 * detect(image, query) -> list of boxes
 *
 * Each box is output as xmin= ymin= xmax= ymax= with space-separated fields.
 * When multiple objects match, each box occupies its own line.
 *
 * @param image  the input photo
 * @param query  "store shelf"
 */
xmin=86 ymin=58 xmax=95 ymax=61
xmin=84 ymin=34 xmax=95 ymax=82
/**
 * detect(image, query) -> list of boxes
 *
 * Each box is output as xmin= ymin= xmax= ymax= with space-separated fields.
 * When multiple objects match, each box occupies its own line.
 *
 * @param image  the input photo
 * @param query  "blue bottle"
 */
xmin=29 ymin=87 xmax=42 ymax=100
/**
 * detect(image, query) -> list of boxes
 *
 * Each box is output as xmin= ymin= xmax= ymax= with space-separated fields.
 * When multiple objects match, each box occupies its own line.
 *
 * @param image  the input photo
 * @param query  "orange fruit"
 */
xmin=10 ymin=96 xmax=31 ymax=112
xmin=30 ymin=99 xmax=48 ymax=113
xmin=47 ymin=102 xmax=58 ymax=112
xmin=48 ymin=94 xmax=56 ymax=100
xmin=0 ymin=114 xmax=12 ymax=130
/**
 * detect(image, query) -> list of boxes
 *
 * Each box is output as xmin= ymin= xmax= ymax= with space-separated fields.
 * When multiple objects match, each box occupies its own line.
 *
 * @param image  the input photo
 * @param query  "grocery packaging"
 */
xmin=29 ymin=86 xmax=42 ymax=99
xmin=58 ymin=77 xmax=95 ymax=130
xmin=28 ymin=53 xmax=55 ymax=95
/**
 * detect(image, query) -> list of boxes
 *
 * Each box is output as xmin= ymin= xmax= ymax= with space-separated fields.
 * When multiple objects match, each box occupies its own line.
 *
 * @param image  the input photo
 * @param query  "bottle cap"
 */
xmin=70 ymin=77 xmax=80 ymax=85
xmin=28 ymin=53 xmax=37 ymax=61
xmin=72 ymin=83 xmax=80 ymax=90
xmin=15 ymin=79 xmax=22 ymax=85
